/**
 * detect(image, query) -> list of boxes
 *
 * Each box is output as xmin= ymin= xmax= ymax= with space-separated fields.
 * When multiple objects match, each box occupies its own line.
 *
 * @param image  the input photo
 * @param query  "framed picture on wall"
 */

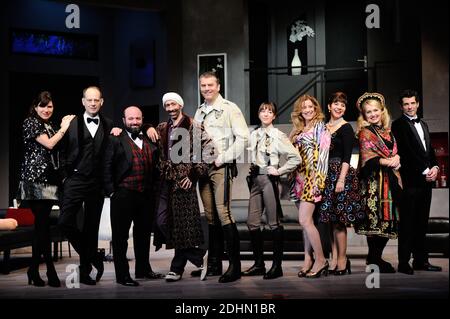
xmin=197 ymin=53 xmax=227 ymax=106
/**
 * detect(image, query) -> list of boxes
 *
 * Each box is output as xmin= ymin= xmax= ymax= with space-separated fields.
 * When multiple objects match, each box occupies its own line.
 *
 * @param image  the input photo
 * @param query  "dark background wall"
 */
xmin=179 ymin=0 xmax=249 ymax=118
xmin=366 ymin=0 xmax=422 ymax=120
xmin=421 ymin=1 xmax=449 ymax=133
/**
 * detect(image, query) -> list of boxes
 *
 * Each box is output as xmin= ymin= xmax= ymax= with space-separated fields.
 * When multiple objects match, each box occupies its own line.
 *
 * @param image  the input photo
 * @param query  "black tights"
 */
xmin=27 ymin=200 xmax=55 ymax=271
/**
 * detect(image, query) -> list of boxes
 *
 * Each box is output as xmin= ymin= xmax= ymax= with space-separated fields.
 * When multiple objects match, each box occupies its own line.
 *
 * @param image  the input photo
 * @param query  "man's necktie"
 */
xmin=131 ymin=132 xmax=144 ymax=140
xmin=409 ymin=117 xmax=420 ymax=123
xmin=87 ymin=117 xmax=99 ymax=125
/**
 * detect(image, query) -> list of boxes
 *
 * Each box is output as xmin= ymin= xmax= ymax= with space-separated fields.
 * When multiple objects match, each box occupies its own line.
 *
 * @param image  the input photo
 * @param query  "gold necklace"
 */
xmin=326 ymin=119 xmax=346 ymax=133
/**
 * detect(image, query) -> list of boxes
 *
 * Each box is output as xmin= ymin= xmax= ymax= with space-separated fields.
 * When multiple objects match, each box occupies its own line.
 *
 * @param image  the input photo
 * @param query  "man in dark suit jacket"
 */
xmin=58 ymin=86 xmax=113 ymax=285
xmin=58 ymin=86 xmax=112 ymax=285
xmin=391 ymin=89 xmax=442 ymax=274
xmin=104 ymin=106 xmax=163 ymax=286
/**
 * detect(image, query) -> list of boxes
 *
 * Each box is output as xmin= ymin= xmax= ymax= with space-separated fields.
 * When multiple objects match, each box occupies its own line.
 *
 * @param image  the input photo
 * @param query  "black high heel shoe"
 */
xmin=305 ymin=261 xmax=329 ymax=278
xmin=297 ymin=259 xmax=315 ymax=277
xmin=334 ymin=258 xmax=351 ymax=276
xmin=47 ymin=270 xmax=61 ymax=287
xmin=328 ymin=265 xmax=337 ymax=275
xmin=27 ymin=268 xmax=46 ymax=287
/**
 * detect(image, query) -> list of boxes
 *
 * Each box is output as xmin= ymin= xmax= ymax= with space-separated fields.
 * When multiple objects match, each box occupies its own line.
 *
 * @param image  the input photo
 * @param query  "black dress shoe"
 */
xmin=92 ymin=261 xmax=104 ymax=282
xmin=413 ymin=262 xmax=442 ymax=272
xmin=218 ymin=264 xmax=241 ymax=283
xmin=80 ymin=274 xmax=96 ymax=285
xmin=192 ymin=262 xmax=222 ymax=277
xmin=263 ymin=265 xmax=283 ymax=280
xmin=398 ymin=263 xmax=414 ymax=275
xmin=376 ymin=260 xmax=396 ymax=273
xmin=241 ymin=264 xmax=266 ymax=276
xmin=117 ymin=276 xmax=139 ymax=287
xmin=135 ymin=271 xmax=165 ymax=280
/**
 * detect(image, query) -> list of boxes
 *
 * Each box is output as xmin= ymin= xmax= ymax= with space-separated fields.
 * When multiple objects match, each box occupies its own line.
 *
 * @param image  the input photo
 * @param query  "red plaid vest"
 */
xmin=119 ymin=138 xmax=152 ymax=192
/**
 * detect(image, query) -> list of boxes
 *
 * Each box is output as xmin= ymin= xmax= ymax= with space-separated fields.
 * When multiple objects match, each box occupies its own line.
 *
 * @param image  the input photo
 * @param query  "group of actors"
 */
xmin=17 ymin=70 xmax=442 ymax=288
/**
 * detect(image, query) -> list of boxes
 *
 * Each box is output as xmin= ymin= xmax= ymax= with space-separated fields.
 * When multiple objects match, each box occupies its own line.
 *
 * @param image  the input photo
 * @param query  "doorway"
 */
xmin=325 ymin=0 xmax=368 ymax=121
xmin=325 ymin=0 xmax=422 ymax=120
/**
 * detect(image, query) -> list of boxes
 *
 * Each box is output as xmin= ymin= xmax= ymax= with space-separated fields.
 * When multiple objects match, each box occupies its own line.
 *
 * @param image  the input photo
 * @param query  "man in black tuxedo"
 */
xmin=58 ymin=86 xmax=112 ymax=285
xmin=104 ymin=106 xmax=163 ymax=286
xmin=391 ymin=89 xmax=442 ymax=275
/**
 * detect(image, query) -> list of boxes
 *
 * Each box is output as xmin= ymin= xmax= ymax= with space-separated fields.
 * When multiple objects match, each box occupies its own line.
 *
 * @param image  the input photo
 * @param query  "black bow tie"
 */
xmin=131 ymin=132 xmax=143 ymax=140
xmin=87 ymin=117 xmax=99 ymax=125
xmin=409 ymin=117 xmax=420 ymax=124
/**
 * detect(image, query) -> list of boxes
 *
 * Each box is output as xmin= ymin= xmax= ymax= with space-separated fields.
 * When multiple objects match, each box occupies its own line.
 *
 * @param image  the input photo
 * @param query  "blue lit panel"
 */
xmin=11 ymin=29 xmax=98 ymax=60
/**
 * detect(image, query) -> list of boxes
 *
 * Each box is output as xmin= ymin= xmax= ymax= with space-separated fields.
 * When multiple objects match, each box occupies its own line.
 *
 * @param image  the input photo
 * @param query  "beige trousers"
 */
xmin=199 ymin=166 xmax=235 ymax=226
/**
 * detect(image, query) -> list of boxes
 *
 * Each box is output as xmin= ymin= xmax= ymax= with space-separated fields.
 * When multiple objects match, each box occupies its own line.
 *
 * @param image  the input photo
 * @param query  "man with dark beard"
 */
xmin=104 ymin=106 xmax=163 ymax=286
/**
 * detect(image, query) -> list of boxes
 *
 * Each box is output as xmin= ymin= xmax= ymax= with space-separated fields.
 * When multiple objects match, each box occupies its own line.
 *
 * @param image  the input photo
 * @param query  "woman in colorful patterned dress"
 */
xmin=290 ymin=95 xmax=331 ymax=278
xmin=355 ymin=92 xmax=402 ymax=273
xmin=18 ymin=91 xmax=75 ymax=286
xmin=318 ymin=92 xmax=365 ymax=276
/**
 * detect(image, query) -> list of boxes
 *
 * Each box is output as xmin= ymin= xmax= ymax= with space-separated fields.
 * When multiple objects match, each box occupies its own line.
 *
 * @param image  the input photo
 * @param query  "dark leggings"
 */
xmin=27 ymin=200 xmax=55 ymax=269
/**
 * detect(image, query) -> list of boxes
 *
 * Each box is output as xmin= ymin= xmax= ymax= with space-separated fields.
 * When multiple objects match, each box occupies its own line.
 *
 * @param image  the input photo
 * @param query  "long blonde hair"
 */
xmin=290 ymin=94 xmax=325 ymax=141
xmin=356 ymin=97 xmax=391 ymax=134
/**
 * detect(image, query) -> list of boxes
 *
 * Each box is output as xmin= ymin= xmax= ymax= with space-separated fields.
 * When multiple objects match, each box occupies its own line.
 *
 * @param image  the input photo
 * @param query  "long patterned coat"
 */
xmin=154 ymin=114 xmax=211 ymax=249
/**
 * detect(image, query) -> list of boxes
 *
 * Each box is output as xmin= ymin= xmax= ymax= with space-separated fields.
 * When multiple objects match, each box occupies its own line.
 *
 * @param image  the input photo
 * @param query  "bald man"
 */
xmin=103 ymin=106 xmax=163 ymax=286
xmin=59 ymin=86 xmax=113 ymax=285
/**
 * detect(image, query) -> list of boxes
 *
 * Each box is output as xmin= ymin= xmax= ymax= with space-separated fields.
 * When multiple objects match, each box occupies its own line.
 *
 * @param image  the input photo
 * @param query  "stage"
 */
xmin=0 ymin=243 xmax=447 ymax=299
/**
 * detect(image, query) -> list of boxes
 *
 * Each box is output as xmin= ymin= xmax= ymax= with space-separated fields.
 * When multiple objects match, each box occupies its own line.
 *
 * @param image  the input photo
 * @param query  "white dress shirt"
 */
xmin=405 ymin=114 xmax=426 ymax=151
xmin=126 ymin=131 xmax=143 ymax=149
xmin=405 ymin=114 xmax=434 ymax=174
xmin=84 ymin=113 xmax=100 ymax=138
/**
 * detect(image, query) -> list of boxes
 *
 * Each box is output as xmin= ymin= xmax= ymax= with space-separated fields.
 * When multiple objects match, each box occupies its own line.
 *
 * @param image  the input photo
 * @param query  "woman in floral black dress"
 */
xmin=318 ymin=92 xmax=365 ymax=276
xmin=18 ymin=91 xmax=74 ymax=287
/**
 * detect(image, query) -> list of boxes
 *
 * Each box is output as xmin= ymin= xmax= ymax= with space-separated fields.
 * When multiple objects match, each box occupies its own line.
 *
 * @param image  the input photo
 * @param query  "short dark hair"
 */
xmin=199 ymin=71 xmax=220 ymax=85
xmin=328 ymin=91 xmax=347 ymax=106
xmin=398 ymin=89 xmax=419 ymax=105
xmin=28 ymin=91 xmax=52 ymax=118
xmin=258 ymin=102 xmax=278 ymax=116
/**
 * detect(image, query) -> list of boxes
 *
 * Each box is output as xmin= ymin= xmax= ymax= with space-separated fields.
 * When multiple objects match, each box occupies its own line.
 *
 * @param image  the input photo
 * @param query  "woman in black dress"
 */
xmin=318 ymin=92 xmax=365 ymax=275
xmin=18 ymin=91 xmax=74 ymax=287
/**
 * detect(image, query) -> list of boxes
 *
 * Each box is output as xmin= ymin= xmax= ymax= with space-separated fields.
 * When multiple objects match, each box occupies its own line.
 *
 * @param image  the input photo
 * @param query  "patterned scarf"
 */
xmin=359 ymin=125 xmax=397 ymax=167
xmin=359 ymin=125 xmax=402 ymax=221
